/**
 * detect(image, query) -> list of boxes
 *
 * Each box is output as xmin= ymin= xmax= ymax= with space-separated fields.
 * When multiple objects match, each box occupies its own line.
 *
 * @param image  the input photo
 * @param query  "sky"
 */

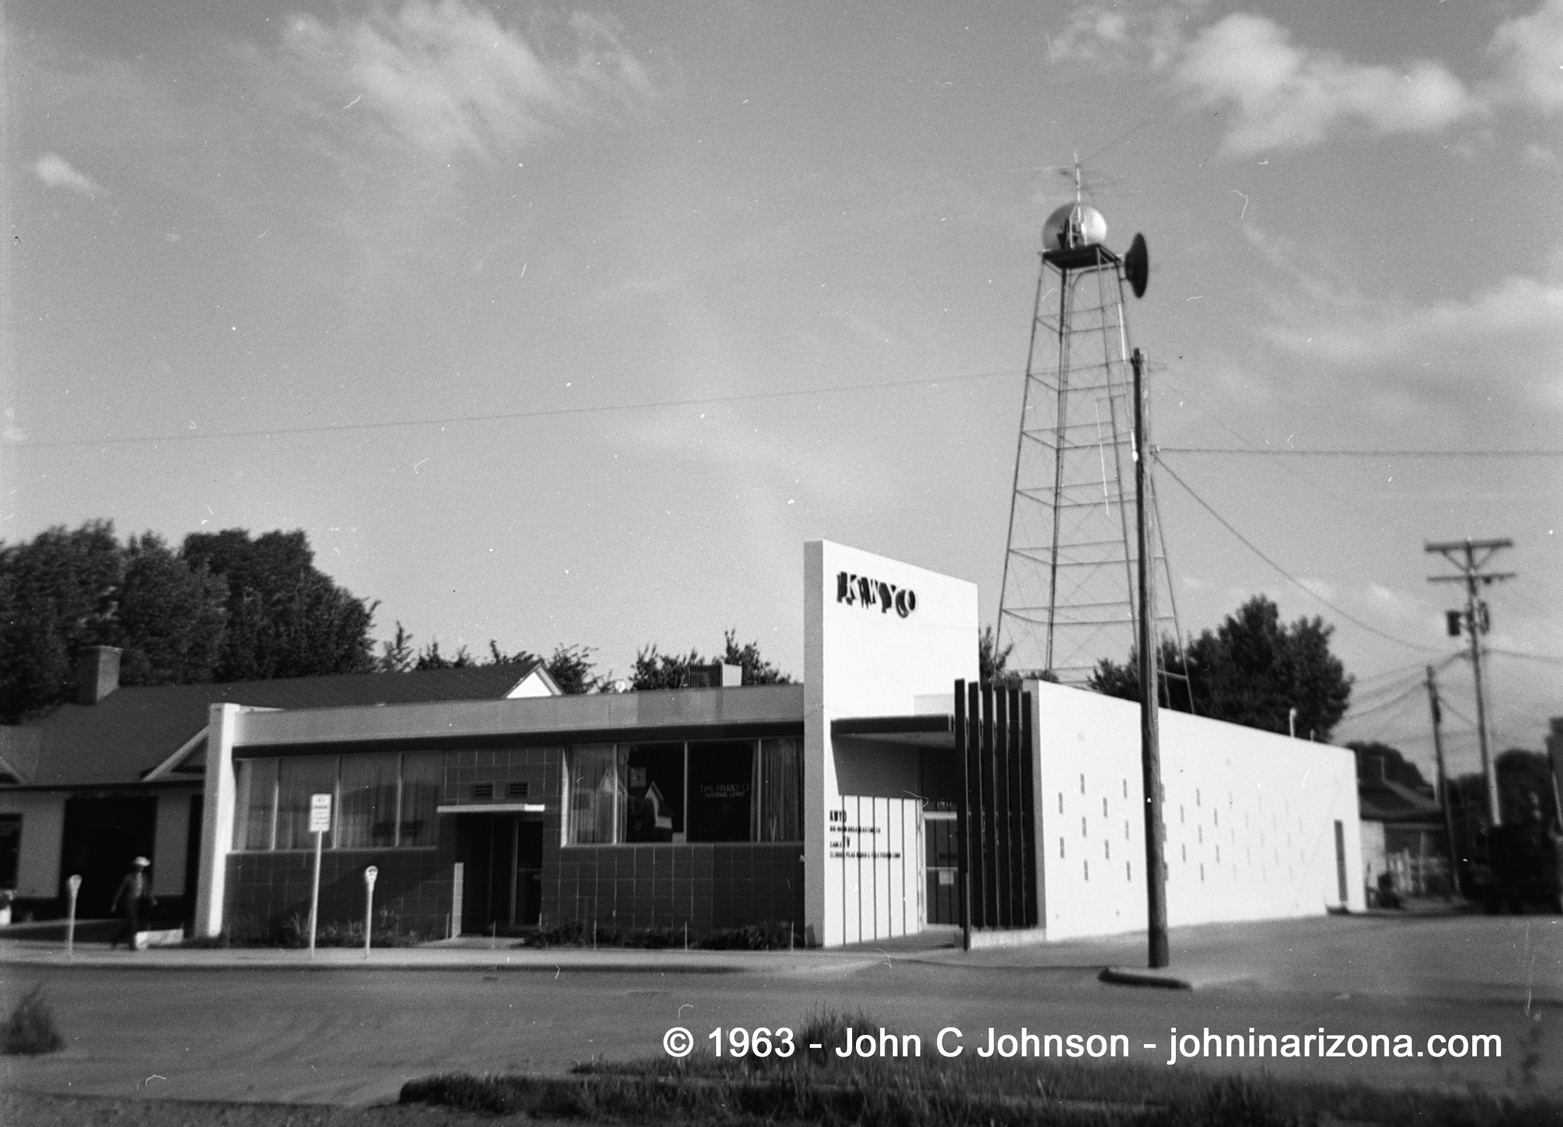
xmin=2 ymin=0 xmax=1560 ymax=785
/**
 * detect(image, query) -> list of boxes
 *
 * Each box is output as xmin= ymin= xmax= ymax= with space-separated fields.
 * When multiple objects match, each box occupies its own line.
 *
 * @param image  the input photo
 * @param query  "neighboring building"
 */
xmin=0 ymin=651 xmax=559 ymax=923
xmin=189 ymin=541 xmax=1364 ymax=948
xmin=1546 ymin=717 xmax=1563 ymax=824
xmin=1356 ymin=757 xmax=1449 ymax=901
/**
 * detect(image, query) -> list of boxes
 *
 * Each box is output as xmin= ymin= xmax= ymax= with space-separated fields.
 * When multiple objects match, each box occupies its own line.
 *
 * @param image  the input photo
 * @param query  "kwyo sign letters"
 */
xmin=836 ymin=572 xmax=917 ymax=618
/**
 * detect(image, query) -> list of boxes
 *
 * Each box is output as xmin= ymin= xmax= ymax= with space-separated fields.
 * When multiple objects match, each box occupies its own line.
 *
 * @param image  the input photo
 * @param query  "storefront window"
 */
xmin=277 ymin=756 xmax=339 ymax=850
xmin=624 ymin=743 xmax=683 ymax=842
xmin=564 ymin=738 xmax=802 ymax=846
xmin=400 ymin=752 xmax=442 ymax=847
xmin=757 ymin=738 xmax=803 ymax=841
xmin=234 ymin=758 xmax=278 ymax=850
xmin=337 ymin=753 xmax=399 ymax=848
xmin=687 ymin=740 xmax=753 ymax=843
xmin=569 ymin=745 xmax=622 ymax=844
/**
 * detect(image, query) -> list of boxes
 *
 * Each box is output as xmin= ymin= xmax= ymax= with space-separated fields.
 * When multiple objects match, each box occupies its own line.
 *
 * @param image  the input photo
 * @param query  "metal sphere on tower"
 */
xmin=1042 ymin=202 xmax=1108 ymax=252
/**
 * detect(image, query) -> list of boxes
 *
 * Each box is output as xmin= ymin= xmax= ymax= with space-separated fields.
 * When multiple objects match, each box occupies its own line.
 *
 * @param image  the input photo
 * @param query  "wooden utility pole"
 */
xmin=1425 ymin=539 xmax=1513 ymax=827
xmin=1424 ymin=664 xmax=1461 ymax=898
xmin=1132 ymin=348 xmax=1168 ymax=968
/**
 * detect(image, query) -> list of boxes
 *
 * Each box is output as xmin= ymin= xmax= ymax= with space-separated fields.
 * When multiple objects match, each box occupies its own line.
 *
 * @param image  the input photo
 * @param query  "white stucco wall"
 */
xmin=0 ymin=791 xmax=65 ymax=898
xmin=1029 ymin=680 xmax=1365 ymax=940
xmin=152 ymin=792 xmax=192 ymax=897
xmin=803 ymin=540 xmax=979 ymax=947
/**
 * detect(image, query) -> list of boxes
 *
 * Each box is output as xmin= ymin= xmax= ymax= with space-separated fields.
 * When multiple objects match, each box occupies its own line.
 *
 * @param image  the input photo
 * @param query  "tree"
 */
xmin=412 ymin=640 xmax=477 ymax=670
xmin=377 ymin=622 xmax=416 ymax=673
xmin=542 ymin=644 xmax=602 ymax=695
xmin=978 ymin=626 xmax=1020 ymax=688
xmin=0 ymin=521 xmax=123 ymax=720
xmin=718 ymin=630 xmax=792 ymax=686
xmin=628 ymin=643 xmax=703 ymax=691
xmin=628 ymin=630 xmax=792 ymax=690
xmin=181 ymin=529 xmax=375 ymax=681
xmin=1347 ymin=741 xmax=1430 ymax=791
xmin=1088 ymin=595 xmax=1353 ymax=742
xmin=116 ymin=533 xmax=228 ymax=686
xmin=1495 ymin=749 xmax=1559 ymax=828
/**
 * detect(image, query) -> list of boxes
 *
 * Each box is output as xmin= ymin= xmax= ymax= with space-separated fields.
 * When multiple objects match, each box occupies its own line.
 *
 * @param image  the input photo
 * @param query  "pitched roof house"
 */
xmin=0 ymin=646 xmax=557 ymax=920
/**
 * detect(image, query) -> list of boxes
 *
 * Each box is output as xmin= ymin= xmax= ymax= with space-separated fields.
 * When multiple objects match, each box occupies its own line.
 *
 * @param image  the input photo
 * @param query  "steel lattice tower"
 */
xmin=996 ymin=202 xmax=1181 ymax=686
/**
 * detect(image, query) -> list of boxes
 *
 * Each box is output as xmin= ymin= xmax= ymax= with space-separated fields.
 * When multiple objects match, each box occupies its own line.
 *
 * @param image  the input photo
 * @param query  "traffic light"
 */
xmin=1446 ymin=610 xmax=1463 ymax=637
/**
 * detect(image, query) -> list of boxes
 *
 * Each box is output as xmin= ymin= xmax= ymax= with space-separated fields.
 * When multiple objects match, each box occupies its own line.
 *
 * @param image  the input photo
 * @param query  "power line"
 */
xmin=1488 ymin=648 xmax=1563 ymax=666
xmin=3 ymin=366 xmax=1020 ymax=451
xmin=1342 ymin=681 xmax=1428 ymax=720
xmin=1354 ymin=656 xmax=1457 ymax=688
xmin=1160 ymin=447 xmax=1563 ymax=459
xmin=1155 ymin=459 xmax=1446 ymax=655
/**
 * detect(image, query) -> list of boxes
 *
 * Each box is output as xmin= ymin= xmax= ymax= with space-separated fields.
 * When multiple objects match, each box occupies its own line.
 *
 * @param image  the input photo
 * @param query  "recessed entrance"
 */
xmin=455 ymin=813 xmax=542 ymax=935
xmin=925 ymin=810 xmax=960 ymax=925
xmin=60 ymin=796 xmax=157 ymax=918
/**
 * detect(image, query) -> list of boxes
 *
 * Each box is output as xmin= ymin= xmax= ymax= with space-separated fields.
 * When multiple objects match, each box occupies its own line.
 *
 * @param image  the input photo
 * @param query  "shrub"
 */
xmin=520 ymin=919 xmax=799 ymax=951
xmin=2 ymin=984 xmax=64 ymax=1055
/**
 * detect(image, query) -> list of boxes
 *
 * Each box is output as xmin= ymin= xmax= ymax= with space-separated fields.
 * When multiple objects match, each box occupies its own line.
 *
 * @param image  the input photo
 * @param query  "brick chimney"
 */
xmin=76 ymin=646 xmax=122 ymax=705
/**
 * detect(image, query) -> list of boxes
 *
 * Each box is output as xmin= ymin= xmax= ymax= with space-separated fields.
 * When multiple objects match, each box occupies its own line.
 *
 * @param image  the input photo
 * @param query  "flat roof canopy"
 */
xmin=830 ymin=714 xmax=956 ymax=750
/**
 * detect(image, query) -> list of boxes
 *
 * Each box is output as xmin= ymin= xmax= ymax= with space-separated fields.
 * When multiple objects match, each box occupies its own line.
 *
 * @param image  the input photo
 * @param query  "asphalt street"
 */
xmin=0 ymin=913 xmax=1558 ymax=1107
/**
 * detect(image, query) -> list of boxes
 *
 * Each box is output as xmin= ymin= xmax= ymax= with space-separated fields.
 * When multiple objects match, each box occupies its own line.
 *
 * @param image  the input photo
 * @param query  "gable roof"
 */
xmin=1358 ymin=777 xmax=1443 ymax=824
xmin=0 ymin=662 xmax=544 ymax=789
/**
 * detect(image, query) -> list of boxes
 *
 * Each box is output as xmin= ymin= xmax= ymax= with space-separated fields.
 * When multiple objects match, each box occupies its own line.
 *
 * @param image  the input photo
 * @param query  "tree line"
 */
xmin=0 ymin=521 xmax=790 ymax=722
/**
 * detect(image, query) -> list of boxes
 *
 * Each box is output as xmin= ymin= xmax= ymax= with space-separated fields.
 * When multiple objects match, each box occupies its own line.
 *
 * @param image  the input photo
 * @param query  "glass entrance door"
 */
xmin=456 ymin=813 xmax=543 ymax=934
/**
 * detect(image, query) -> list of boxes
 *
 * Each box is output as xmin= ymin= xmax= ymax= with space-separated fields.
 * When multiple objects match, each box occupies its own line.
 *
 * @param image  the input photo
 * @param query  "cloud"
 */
xmin=1048 ymin=1 xmax=1204 ymax=70
xmin=1523 ymin=142 xmax=1561 ymax=169
xmin=1488 ymin=0 xmax=1563 ymax=111
xmin=281 ymin=0 xmax=653 ymax=164
xmin=33 ymin=153 xmax=106 ymax=197
xmin=1262 ymin=272 xmax=1563 ymax=368
xmin=1052 ymin=1 xmax=1563 ymax=155
xmin=1174 ymin=14 xmax=1483 ymax=156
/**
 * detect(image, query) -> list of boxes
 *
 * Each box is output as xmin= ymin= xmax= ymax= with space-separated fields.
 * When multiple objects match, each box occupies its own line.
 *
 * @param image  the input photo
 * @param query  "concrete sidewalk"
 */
xmin=0 ymin=936 xmax=869 ymax=976
xmin=4 ymin=910 xmax=1559 ymax=1002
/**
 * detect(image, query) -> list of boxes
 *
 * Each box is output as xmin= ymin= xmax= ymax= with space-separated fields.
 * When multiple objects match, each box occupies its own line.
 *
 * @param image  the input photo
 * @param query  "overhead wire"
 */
xmin=1159 ymin=446 xmax=1563 ymax=459
xmin=3 ymin=366 xmax=1022 ymax=451
xmin=1154 ymin=458 xmax=1447 ymax=655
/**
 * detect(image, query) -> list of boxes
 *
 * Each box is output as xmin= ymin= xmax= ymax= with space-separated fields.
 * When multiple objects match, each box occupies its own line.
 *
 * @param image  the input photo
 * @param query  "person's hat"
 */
xmin=133 ymin=856 xmax=150 ymax=867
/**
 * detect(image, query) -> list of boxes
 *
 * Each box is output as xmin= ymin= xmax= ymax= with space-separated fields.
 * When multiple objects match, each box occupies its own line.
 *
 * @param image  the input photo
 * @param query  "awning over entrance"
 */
xmin=830 ymin=714 xmax=956 ymax=750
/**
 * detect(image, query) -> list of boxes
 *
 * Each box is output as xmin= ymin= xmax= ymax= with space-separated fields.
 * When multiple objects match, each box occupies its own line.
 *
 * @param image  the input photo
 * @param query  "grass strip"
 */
xmin=399 ymin=1010 xmax=1562 ymax=1127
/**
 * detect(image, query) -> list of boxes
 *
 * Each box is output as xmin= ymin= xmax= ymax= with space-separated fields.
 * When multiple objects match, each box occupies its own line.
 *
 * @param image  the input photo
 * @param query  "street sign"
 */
xmin=309 ymin=793 xmax=332 ymax=834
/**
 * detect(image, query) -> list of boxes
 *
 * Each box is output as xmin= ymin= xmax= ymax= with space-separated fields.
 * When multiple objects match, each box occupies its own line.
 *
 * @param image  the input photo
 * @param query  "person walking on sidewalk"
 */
xmin=109 ymin=856 xmax=156 ymax=950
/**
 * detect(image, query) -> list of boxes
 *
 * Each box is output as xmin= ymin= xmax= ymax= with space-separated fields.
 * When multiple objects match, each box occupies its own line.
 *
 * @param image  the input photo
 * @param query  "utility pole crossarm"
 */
xmin=1424 ymin=538 xmax=1513 ymax=553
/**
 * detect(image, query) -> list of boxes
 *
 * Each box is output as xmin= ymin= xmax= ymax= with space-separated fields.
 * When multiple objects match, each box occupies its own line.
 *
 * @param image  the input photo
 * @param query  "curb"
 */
xmin=1097 ymin=965 xmax=1192 ymax=990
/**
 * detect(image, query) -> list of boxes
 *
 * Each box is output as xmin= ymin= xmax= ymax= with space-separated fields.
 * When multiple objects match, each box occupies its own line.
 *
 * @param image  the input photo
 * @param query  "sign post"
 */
xmin=362 ymin=866 xmax=378 ymax=960
xmin=308 ymin=793 xmax=332 ymax=958
xmin=66 ymin=875 xmax=82 ymax=959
